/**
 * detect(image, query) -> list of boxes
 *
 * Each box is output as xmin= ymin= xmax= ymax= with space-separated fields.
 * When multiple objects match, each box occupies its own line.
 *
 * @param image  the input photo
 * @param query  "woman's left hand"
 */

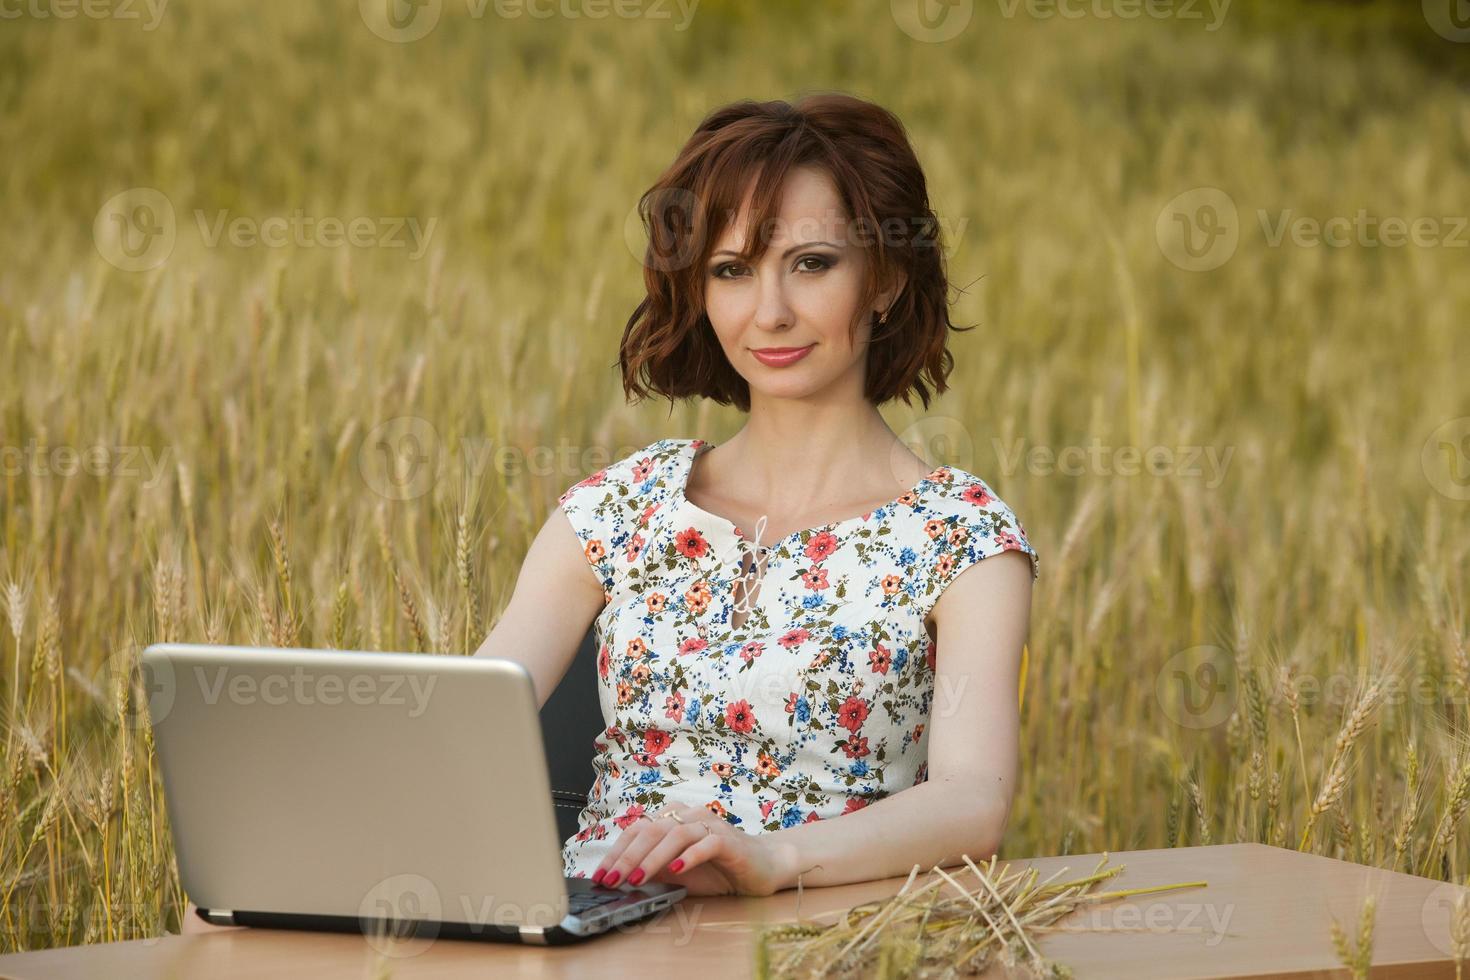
xmin=591 ymin=803 xmax=794 ymax=897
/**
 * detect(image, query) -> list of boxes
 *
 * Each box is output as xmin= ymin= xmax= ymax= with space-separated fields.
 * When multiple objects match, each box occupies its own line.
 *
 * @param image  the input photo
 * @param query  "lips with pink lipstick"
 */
xmin=750 ymin=344 xmax=816 ymax=367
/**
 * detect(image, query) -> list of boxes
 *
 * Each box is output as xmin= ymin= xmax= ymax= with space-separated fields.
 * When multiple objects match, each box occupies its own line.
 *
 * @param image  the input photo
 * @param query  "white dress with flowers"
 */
xmin=554 ymin=437 xmax=1039 ymax=878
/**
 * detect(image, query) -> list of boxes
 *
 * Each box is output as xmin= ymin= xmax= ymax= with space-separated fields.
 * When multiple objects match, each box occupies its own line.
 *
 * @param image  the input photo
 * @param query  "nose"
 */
xmin=752 ymin=272 xmax=795 ymax=335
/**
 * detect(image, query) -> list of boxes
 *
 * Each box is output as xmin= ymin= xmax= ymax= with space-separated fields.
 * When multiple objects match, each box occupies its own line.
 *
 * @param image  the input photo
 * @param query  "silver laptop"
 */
xmin=140 ymin=642 xmax=685 ymax=944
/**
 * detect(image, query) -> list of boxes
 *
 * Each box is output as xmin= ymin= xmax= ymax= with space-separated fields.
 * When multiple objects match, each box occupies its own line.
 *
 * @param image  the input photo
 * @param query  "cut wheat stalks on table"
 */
xmin=730 ymin=852 xmax=1209 ymax=979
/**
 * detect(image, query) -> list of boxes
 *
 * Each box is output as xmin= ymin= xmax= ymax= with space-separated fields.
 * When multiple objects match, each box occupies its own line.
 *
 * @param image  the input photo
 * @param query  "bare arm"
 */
xmin=471 ymin=503 xmax=606 ymax=710
xmin=765 ymin=548 xmax=1034 ymax=889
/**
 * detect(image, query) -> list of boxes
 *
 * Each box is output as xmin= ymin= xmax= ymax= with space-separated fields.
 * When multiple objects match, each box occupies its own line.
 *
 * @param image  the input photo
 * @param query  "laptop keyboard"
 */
xmin=567 ymin=888 xmax=624 ymax=914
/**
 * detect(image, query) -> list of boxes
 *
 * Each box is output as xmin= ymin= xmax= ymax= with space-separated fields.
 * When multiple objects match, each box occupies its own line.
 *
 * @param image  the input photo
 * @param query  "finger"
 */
xmin=605 ymin=822 xmax=679 ymax=887
xmin=667 ymin=828 xmax=724 ymax=875
xmin=630 ymin=821 xmax=716 ymax=883
xmin=593 ymin=814 xmax=652 ymax=882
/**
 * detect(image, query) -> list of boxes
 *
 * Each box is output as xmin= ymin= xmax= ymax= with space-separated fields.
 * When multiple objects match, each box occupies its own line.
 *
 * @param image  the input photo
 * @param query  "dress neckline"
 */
xmin=670 ymin=437 xmax=941 ymax=556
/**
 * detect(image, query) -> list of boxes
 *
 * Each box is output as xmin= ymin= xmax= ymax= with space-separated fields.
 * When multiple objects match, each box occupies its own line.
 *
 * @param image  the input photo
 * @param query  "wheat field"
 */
xmin=0 ymin=0 xmax=1467 ymax=956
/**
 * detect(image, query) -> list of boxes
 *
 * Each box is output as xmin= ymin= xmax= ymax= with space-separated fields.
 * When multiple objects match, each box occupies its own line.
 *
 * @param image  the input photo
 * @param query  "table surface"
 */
xmin=1 ymin=843 xmax=1466 ymax=979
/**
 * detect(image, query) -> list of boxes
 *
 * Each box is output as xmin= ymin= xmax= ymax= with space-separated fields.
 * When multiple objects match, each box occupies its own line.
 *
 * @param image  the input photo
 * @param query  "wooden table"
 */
xmin=2 ymin=843 xmax=1466 ymax=979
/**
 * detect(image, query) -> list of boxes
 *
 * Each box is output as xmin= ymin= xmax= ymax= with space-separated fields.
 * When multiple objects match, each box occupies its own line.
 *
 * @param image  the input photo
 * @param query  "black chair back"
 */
xmin=537 ymin=627 xmax=603 ymax=846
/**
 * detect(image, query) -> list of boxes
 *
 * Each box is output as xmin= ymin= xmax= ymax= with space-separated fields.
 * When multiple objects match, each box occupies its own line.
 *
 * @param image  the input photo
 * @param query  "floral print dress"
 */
xmin=555 ymin=437 xmax=1039 ymax=879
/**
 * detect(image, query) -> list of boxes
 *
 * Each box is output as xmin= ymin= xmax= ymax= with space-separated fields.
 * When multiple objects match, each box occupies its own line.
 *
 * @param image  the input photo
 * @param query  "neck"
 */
xmin=706 ymin=411 xmax=918 ymax=509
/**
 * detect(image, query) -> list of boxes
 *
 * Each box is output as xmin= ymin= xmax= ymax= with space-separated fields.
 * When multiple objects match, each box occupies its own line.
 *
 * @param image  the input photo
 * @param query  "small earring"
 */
xmin=877 ymin=309 xmax=889 ymax=324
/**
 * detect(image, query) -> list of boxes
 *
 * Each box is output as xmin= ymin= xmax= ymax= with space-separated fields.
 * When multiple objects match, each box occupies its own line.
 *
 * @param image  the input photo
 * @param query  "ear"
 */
xmin=875 ymin=270 xmax=909 ymax=318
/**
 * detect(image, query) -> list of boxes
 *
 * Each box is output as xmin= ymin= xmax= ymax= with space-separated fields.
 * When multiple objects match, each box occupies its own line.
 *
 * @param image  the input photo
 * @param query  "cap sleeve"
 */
xmin=556 ymin=440 xmax=670 ymax=599
xmin=914 ymin=473 xmax=1039 ymax=622
xmin=558 ymin=468 xmax=619 ymax=596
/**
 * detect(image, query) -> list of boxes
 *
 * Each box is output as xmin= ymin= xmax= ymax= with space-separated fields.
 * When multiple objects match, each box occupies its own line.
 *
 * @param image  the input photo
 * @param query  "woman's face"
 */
xmin=703 ymin=165 xmax=894 ymax=402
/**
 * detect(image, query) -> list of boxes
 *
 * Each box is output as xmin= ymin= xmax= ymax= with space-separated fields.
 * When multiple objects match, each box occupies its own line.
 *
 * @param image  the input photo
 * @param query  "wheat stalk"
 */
xmin=1299 ymin=681 xmax=1382 ymax=851
xmin=1423 ymin=755 xmax=1470 ymax=879
xmin=757 ymin=852 xmax=1206 ymax=979
xmin=456 ymin=502 xmax=484 ymax=654
xmin=1452 ymin=883 xmax=1470 ymax=980
xmin=1392 ymin=739 xmax=1423 ymax=873
xmin=3 ymin=571 xmax=32 ymax=758
xmin=1328 ymin=894 xmax=1376 ymax=979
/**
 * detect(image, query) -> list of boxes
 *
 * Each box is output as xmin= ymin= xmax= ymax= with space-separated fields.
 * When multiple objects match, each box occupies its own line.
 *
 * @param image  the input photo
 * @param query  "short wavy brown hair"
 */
xmin=619 ymin=92 xmax=972 ymax=413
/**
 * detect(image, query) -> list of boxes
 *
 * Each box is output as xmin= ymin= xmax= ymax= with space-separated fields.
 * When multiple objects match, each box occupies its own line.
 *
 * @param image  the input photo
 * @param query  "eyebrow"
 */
xmin=710 ymin=240 xmax=842 ymax=260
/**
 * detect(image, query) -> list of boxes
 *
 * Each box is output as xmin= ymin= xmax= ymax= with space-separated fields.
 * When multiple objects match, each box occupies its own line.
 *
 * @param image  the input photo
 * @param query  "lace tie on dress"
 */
xmin=715 ymin=513 xmax=770 ymax=616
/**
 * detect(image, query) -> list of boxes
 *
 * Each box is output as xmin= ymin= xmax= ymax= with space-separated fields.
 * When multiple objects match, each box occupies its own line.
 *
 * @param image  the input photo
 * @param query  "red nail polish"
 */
xmin=604 ymin=870 xmax=621 ymax=886
xmin=627 ymin=868 xmax=645 ymax=886
xmin=591 ymin=868 xmax=606 ymax=884
xmin=670 ymin=859 xmax=685 ymax=873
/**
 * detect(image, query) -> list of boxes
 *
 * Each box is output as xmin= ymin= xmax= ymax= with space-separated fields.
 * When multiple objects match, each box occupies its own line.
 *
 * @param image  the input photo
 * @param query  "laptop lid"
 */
xmin=142 ymin=643 xmax=583 ymax=934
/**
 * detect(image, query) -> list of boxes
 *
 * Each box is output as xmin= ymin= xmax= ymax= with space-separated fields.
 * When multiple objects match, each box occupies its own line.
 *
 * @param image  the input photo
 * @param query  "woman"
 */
xmin=499 ymin=92 xmax=1039 ymax=897
xmin=180 ymin=92 xmax=1038 ymax=933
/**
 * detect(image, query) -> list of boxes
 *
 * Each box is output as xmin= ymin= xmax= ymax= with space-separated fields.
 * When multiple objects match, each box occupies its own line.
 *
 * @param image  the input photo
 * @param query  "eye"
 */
xmin=711 ymin=262 xmax=746 ymax=280
xmin=796 ymin=254 xmax=834 ymax=273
